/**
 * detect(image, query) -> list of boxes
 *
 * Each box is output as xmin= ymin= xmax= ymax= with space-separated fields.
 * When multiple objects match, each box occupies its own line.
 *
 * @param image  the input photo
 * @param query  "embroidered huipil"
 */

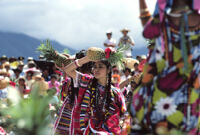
xmin=130 ymin=16 xmax=200 ymax=134
xmin=54 ymin=72 xmax=126 ymax=135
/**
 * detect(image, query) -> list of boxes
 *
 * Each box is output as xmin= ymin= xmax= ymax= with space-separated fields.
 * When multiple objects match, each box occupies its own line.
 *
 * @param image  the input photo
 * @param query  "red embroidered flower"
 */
xmin=105 ymin=47 xmax=115 ymax=59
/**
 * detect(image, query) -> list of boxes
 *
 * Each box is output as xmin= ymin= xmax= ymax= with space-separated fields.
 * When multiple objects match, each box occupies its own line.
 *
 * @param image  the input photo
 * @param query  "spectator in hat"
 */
xmin=12 ymin=68 xmax=22 ymax=82
xmin=16 ymin=76 xmax=29 ymax=97
xmin=17 ymin=61 xmax=25 ymax=76
xmin=54 ymin=70 xmax=63 ymax=82
xmin=112 ymin=68 xmax=121 ymax=88
xmin=138 ymin=55 xmax=147 ymax=72
xmin=103 ymin=30 xmax=117 ymax=48
xmin=18 ymin=56 xmax=25 ymax=62
xmin=25 ymin=70 xmax=34 ymax=89
xmin=136 ymin=55 xmax=142 ymax=62
xmin=118 ymin=28 xmax=135 ymax=58
xmin=42 ymin=69 xmax=51 ymax=81
xmin=9 ymin=57 xmax=17 ymax=63
xmin=28 ymin=61 xmax=36 ymax=68
xmin=133 ymin=62 xmax=141 ymax=75
xmin=120 ymin=67 xmax=132 ymax=83
xmin=0 ymin=69 xmax=9 ymax=78
xmin=27 ymin=57 xmax=33 ymax=62
xmin=23 ymin=57 xmax=34 ymax=71
xmin=3 ymin=62 xmax=14 ymax=78
xmin=39 ymin=55 xmax=45 ymax=60
xmin=0 ymin=55 xmax=8 ymax=66
xmin=9 ymin=57 xmax=18 ymax=69
xmin=48 ymin=74 xmax=60 ymax=95
xmin=31 ymin=74 xmax=48 ymax=96
xmin=0 ymin=76 xmax=10 ymax=99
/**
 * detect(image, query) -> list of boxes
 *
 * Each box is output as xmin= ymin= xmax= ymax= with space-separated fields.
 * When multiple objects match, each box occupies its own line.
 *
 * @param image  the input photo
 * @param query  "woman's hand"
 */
xmin=55 ymin=54 xmax=74 ymax=71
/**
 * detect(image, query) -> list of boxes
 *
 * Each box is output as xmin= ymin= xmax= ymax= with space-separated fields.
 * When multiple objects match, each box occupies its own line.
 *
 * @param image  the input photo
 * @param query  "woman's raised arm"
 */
xmin=139 ymin=0 xmax=152 ymax=26
xmin=64 ymin=56 xmax=90 ymax=79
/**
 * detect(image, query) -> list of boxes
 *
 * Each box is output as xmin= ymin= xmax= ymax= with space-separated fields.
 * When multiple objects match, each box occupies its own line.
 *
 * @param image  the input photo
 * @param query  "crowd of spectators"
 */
xmin=0 ymin=51 xmax=146 ymax=104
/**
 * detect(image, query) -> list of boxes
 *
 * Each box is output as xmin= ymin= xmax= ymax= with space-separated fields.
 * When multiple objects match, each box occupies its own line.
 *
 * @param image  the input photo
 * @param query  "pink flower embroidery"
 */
xmin=132 ymin=92 xmax=143 ymax=111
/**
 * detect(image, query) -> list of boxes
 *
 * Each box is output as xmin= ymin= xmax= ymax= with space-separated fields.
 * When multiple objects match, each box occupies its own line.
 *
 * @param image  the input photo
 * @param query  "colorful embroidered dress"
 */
xmin=54 ymin=72 xmax=126 ymax=135
xmin=54 ymin=77 xmax=74 ymax=135
xmin=130 ymin=0 xmax=200 ymax=134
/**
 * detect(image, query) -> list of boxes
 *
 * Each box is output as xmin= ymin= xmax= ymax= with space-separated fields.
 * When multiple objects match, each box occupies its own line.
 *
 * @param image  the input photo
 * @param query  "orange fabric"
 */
xmin=142 ymin=65 xmax=153 ymax=84
xmin=112 ymin=74 xmax=121 ymax=83
xmin=194 ymin=76 xmax=200 ymax=89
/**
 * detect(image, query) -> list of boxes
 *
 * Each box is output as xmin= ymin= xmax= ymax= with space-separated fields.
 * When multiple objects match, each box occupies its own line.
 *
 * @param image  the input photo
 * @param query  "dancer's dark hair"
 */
xmin=65 ymin=50 xmax=93 ymax=103
xmin=76 ymin=50 xmax=93 ymax=74
xmin=90 ymin=59 xmax=112 ymax=120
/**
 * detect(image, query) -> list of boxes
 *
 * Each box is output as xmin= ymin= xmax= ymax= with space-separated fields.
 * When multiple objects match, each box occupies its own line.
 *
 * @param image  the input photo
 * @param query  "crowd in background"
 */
xmin=1 ymin=0 xmax=200 ymax=134
xmin=0 ymin=27 xmax=147 ymax=103
xmin=0 ymin=47 xmax=147 ymax=134
xmin=0 ymin=50 xmax=146 ymax=101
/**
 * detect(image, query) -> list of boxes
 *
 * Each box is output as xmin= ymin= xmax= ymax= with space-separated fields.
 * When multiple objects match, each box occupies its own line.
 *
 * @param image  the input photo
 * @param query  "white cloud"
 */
xmin=0 ymin=0 xmax=157 ymax=49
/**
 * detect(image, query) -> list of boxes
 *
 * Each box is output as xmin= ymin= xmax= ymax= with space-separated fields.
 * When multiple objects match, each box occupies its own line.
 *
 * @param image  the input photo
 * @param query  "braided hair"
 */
xmin=90 ymin=59 xmax=112 ymax=120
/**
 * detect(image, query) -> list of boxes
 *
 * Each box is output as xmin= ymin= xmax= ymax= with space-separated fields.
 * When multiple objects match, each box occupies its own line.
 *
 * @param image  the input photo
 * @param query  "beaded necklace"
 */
xmin=90 ymin=83 xmax=108 ymax=119
xmin=95 ymin=84 xmax=107 ymax=113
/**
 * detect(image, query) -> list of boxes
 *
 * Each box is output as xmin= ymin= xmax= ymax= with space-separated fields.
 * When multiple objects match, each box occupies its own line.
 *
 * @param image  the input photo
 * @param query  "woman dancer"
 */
xmin=54 ymin=50 xmax=93 ymax=134
xmin=130 ymin=0 xmax=200 ymax=134
xmin=54 ymin=54 xmax=126 ymax=134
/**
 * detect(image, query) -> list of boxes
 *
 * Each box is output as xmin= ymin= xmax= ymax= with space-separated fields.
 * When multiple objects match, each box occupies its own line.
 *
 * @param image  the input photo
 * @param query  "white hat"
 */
xmin=106 ymin=30 xmax=112 ymax=34
xmin=27 ymin=57 xmax=33 ymax=61
xmin=120 ymin=28 xmax=130 ymax=32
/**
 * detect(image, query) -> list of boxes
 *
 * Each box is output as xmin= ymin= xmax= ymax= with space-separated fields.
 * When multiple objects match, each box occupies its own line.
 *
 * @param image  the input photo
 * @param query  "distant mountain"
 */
xmin=0 ymin=31 xmax=76 ymax=60
xmin=0 ymin=31 xmax=148 ymax=61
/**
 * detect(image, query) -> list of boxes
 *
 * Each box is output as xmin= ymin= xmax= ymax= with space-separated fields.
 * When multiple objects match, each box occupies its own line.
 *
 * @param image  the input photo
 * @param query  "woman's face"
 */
xmin=18 ymin=79 xmax=25 ymax=86
xmin=51 ymin=77 xmax=56 ymax=83
xmin=92 ymin=61 xmax=108 ymax=80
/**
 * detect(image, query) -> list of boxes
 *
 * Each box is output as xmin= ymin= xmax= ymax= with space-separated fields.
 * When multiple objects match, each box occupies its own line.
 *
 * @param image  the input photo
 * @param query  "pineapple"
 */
xmin=37 ymin=40 xmax=72 ymax=67
xmin=87 ymin=47 xmax=105 ymax=61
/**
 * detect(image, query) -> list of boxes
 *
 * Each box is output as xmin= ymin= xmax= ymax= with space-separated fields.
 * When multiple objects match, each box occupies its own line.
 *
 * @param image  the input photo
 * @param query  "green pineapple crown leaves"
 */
xmin=107 ymin=44 xmax=130 ymax=69
xmin=37 ymin=40 xmax=72 ymax=67
xmin=37 ymin=40 xmax=57 ymax=60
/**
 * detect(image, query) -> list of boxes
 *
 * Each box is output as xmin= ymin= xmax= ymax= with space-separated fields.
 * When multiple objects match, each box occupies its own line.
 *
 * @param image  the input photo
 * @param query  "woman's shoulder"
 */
xmin=78 ymin=72 xmax=94 ymax=83
xmin=76 ymin=72 xmax=94 ymax=88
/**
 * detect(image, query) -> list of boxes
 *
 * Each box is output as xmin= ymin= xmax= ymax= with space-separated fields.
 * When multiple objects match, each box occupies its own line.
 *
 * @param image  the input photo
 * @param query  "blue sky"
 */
xmin=0 ymin=0 xmax=157 ymax=49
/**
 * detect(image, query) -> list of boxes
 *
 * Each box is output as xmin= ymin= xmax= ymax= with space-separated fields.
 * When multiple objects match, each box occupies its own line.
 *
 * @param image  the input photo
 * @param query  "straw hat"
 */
xmin=0 ymin=76 xmax=9 ymax=89
xmin=0 ymin=69 xmax=8 ymax=76
xmin=33 ymin=74 xmax=44 ymax=81
xmin=120 ymin=28 xmax=130 ymax=32
xmin=123 ymin=58 xmax=139 ymax=70
xmin=135 ymin=73 xmax=142 ymax=84
xmin=0 ymin=55 xmax=8 ymax=61
xmin=3 ymin=62 xmax=10 ymax=68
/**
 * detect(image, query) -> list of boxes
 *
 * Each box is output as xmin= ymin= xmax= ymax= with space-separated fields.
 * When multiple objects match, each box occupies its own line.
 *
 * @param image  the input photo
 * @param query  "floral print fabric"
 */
xmin=130 ymin=17 xmax=200 ymax=134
